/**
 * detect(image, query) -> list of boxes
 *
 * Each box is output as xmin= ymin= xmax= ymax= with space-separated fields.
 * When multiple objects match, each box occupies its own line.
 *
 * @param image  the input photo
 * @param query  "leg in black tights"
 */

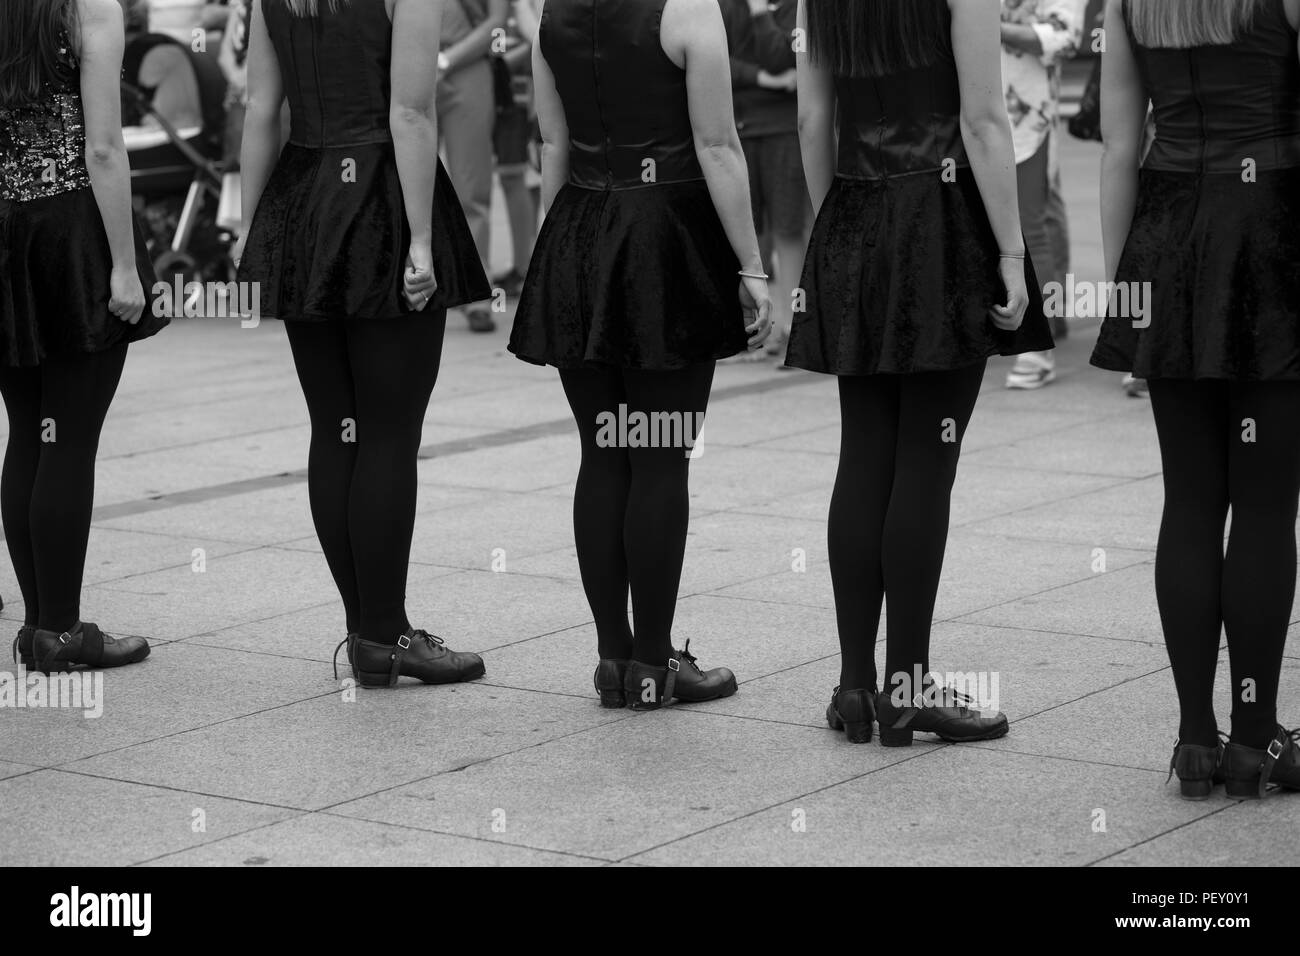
xmin=286 ymin=311 xmax=447 ymax=644
xmin=622 ymin=364 xmax=715 ymax=665
xmin=881 ymin=363 xmax=986 ymax=696
xmin=287 ymin=321 xmax=361 ymax=633
xmin=830 ymin=362 xmax=986 ymax=696
xmin=829 ymin=375 xmax=899 ymax=691
xmin=1149 ymin=380 xmax=1230 ymax=747
xmin=0 ymin=344 xmax=128 ymax=631
xmin=1224 ymin=382 xmax=1300 ymax=747
xmin=560 ymin=367 xmax=635 ymax=661
xmin=558 ymin=362 xmax=715 ymax=666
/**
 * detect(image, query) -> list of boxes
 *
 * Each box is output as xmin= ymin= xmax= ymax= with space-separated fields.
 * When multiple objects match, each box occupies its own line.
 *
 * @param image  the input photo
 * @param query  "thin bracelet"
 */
xmin=1000 ymin=252 xmax=1027 ymax=260
xmin=739 ymin=270 xmax=770 ymax=280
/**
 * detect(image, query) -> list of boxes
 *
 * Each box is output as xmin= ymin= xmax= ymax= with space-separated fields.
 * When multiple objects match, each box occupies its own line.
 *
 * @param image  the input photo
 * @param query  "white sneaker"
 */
xmin=1005 ymin=351 xmax=1057 ymax=390
xmin=1121 ymin=373 xmax=1149 ymax=398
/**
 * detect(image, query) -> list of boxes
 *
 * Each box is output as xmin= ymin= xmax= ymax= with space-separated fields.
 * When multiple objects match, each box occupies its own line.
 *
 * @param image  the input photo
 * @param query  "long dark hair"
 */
xmin=805 ymin=0 xmax=952 ymax=78
xmin=0 ymin=0 xmax=77 ymax=107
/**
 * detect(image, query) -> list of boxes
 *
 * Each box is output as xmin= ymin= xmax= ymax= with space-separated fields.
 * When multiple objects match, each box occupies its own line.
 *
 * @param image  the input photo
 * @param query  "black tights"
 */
xmin=1149 ymin=379 xmax=1300 ymax=750
xmin=0 ymin=344 xmax=127 ymax=632
xmin=285 ymin=311 xmax=447 ymax=645
xmin=559 ymin=362 xmax=715 ymax=666
xmin=829 ymin=362 xmax=986 ymax=696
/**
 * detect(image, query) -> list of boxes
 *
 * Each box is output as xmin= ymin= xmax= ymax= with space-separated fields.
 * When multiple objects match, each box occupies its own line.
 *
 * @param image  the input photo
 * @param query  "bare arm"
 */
xmin=951 ymin=0 xmax=1029 ymax=329
xmin=443 ymin=0 xmax=509 ymax=72
xmin=79 ymin=0 xmax=137 ymax=271
xmin=795 ymin=0 xmax=835 ymax=215
xmin=1099 ymin=0 xmax=1147 ymax=282
xmin=79 ymin=0 xmax=145 ymax=323
xmin=532 ymin=4 xmax=570 ymax=213
xmin=663 ymin=0 xmax=770 ymax=346
xmin=389 ymin=0 xmax=446 ymax=308
xmin=238 ymin=0 xmax=284 ymax=245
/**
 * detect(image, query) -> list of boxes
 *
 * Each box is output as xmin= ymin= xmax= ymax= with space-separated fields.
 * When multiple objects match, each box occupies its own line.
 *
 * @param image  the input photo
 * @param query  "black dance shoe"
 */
xmin=624 ymin=641 xmax=737 ymax=711
xmin=594 ymin=659 xmax=629 ymax=708
xmin=1223 ymin=726 xmax=1300 ymax=799
xmin=875 ymin=682 xmax=1008 ymax=747
xmin=825 ymin=686 xmax=877 ymax=744
xmin=12 ymin=625 xmax=34 ymax=669
xmin=1167 ymin=736 xmax=1226 ymax=800
xmin=32 ymin=622 xmax=149 ymax=674
xmin=348 ymin=627 xmax=485 ymax=688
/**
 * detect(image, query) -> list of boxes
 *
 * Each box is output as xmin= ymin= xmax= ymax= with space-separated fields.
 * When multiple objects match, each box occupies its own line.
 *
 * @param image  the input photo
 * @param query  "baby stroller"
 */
xmin=122 ymin=33 xmax=233 ymax=285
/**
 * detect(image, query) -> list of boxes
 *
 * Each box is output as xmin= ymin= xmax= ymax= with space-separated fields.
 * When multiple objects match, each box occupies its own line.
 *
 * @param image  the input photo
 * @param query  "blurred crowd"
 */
xmin=125 ymin=0 xmax=1103 ymax=377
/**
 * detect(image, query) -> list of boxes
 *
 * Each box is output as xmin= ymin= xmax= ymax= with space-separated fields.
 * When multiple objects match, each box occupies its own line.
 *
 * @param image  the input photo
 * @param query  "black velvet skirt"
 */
xmin=1091 ymin=167 xmax=1300 ymax=381
xmin=785 ymin=170 xmax=1054 ymax=375
xmin=237 ymin=142 xmax=491 ymax=320
xmin=509 ymin=180 xmax=750 ymax=370
xmin=0 ymin=188 xmax=166 ymax=368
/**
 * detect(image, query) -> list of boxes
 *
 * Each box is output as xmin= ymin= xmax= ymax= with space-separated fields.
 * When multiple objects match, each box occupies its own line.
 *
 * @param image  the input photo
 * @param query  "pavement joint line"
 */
xmin=126 ymin=813 xmax=313 ymax=868
xmin=309 ymin=707 xmax=643 ymax=812
xmin=615 ymin=744 xmax=944 ymax=864
xmin=959 ymin=741 xmax=1175 ymax=776
xmin=76 ymin=372 xmax=827 ymax=527
xmin=934 ymin=560 xmax=1160 ymax=626
xmin=43 ymin=687 xmax=345 ymax=770
xmin=1084 ymin=800 xmax=1246 ymax=867
xmin=945 ymin=619 xmax=1168 ymax=649
xmin=309 ymin=809 xmax=621 ymax=864
xmin=99 ymin=421 xmax=305 ymax=463
xmin=43 ymin=766 xmax=310 ymax=815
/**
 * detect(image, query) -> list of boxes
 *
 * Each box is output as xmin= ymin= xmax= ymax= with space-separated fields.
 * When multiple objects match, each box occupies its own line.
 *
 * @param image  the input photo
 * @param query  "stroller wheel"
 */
xmin=153 ymin=250 xmax=198 ymax=285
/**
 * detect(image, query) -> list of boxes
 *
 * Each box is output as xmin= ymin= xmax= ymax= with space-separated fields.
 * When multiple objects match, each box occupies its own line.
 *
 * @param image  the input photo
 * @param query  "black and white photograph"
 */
xmin=0 ymin=0 xmax=1296 ymax=919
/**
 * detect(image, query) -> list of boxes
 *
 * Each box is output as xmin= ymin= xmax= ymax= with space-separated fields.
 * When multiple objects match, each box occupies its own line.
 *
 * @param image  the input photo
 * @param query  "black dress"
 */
xmin=0 ymin=38 xmax=166 ymax=368
xmin=1091 ymin=0 xmax=1300 ymax=382
xmin=508 ymin=0 xmax=749 ymax=370
xmin=784 ymin=4 xmax=1053 ymax=376
xmin=237 ymin=0 xmax=489 ymax=320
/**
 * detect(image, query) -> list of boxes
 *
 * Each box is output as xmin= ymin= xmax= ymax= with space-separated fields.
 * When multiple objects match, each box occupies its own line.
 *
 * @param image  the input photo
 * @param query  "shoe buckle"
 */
xmin=1267 ymin=738 xmax=1284 ymax=760
xmin=58 ymin=633 xmax=69 ymax=645
xmin=397 ymin=634 xmax=411 ymax=650
xmin=667 ymin=658 xmax=680 ymax=672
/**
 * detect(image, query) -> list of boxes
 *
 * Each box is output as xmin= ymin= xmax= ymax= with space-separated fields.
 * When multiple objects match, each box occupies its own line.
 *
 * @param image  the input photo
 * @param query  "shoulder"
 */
xmin=662 ymin=0 xmax=726 ymax=37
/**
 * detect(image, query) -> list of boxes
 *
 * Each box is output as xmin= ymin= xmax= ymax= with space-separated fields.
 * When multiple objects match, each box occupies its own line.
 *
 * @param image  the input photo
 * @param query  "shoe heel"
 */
xmin=879 ymin=725 xmax=913 ymax=747
xmin=1224 ymin=777 xmax=1260 ymax=800
xmin=355 ymin=671 xmax=394 ymax=689
xmin=598 ymin=690 xmax=627 ymax=709
xmin=1178 ymin=778 xmax=1213 ymax=800
xmin=844 ymin=720 xmax=872 ymax=744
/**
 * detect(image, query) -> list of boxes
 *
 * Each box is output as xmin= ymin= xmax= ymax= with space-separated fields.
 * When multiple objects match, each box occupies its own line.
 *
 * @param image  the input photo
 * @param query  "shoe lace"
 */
xmin=411 ymin=629 xmax=447 ymax=651
xmin=679 ymin=639 xmax=704 ymax=675
xmin=331 ymin=636 xmax=351 ymax=681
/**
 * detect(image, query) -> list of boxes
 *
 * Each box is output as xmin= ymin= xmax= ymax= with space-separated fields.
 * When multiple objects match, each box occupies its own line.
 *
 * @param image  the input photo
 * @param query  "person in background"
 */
xmin=1000 ymin=0 xmax=1085 ymax=390
xmin=438 ymin=0 xmax=509 ymax=333
xmin=2 ymin=0 xmax=168 ymax=675
xmin=492 ymin=0 xmax=541 ymax=299
xmin=721 ymin=0 xmax=808 ymax=366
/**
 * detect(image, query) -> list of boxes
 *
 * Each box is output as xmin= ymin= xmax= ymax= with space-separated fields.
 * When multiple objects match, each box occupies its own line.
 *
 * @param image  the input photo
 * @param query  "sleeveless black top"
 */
xmin=0 ymin=35 xmax=90 ymax=202
xmin=1125 ymin=0 xmax=1300 ymax=173
xmin=539 ymin=0 xmax=703 ymax=189
xmin=833 ymin=4 xmax=966 ymax=180
xmin=262 ymin=0 xmax=395 ymax=147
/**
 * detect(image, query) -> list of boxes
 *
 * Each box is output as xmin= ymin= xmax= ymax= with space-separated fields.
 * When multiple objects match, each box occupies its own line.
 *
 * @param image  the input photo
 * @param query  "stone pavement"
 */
xmin=1 ymin=134 xmax=1296 ymax=867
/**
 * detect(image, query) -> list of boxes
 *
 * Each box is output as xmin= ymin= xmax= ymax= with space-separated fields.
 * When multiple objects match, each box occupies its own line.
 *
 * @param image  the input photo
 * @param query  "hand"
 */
xmin=757 ymin=69 xmax=797 ymax=92
xmin=740 ymin=275 xmax=773 ymax=350
xmin=109 ymin=265 xmax=146 ymax=325
xmin=747 ymin=0 xmax=771 ymax=14
xmin=404 ymin=242 xmax=439 ymax=311
xmin=990 ymin=257 xmax=1029 ymax=332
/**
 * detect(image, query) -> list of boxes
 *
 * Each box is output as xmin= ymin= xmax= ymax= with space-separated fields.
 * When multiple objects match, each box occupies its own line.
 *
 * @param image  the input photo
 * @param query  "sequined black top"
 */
xmin=0 ymin=36 xmax=91 ymax=203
